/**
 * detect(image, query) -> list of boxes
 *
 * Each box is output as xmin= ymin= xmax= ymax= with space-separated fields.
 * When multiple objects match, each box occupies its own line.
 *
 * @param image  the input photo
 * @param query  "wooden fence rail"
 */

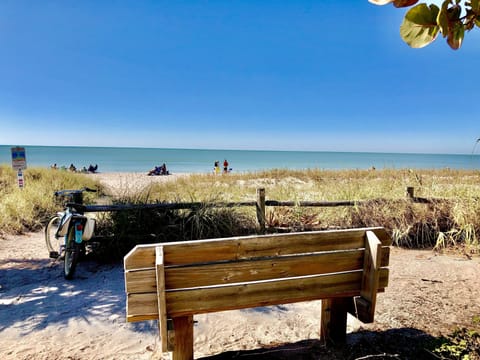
xmin=82 ymin=186 xmax=429 ymax=232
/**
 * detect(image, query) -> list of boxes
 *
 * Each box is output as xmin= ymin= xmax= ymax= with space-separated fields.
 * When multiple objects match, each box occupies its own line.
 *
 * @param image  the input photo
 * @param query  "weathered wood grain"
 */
xmin=124 ymin=227 xmax=391 ymax=270
xmin=126 ymin=269 xmax=389 ymax=321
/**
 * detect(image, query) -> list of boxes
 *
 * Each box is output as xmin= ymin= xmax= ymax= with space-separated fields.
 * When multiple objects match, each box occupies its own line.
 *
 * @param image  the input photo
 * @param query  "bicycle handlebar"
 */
xmin=54 ymin=187 xmax=97 ymax=196
xmin=64 ymin=203 xmax=87 ymax=213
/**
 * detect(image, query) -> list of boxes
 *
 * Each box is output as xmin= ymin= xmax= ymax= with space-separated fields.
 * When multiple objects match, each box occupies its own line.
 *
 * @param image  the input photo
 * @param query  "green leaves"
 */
xmin=447 ymin=20 xmax=465 ymax=49
xmin=438 ymin=2 xmax=465 ymax=49
xmin=400 ymin=4 xmax=440 ymax=48
xmin=437 ymin=1 xmax=450 ymax=35
xmin=371 ymin=0 xmax=480 ymax=50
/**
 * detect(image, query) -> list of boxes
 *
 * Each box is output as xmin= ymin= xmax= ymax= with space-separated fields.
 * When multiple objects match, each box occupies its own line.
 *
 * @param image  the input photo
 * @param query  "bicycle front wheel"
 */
xmin=45 ymin=215 xmax=62 ymax=258
xmin=64 ymin=226 xmax=81 ymax=280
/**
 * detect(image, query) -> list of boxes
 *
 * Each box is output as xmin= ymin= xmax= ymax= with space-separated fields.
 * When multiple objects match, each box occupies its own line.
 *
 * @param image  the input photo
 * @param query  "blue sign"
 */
xmin=11 ymin=147 xmax=27 ymax=170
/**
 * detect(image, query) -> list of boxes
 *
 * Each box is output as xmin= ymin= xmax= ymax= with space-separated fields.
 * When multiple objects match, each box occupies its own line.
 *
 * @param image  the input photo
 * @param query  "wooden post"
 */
xmin=172 ymin=315 xmax=194 ymax=360
xmin=155 ymin=246 xmax=168 ymax=352
xmin=320 ymin=298 xmax=349 ymax=344
xmin=256 ymin=188 xmax=266 ymax=233
xmin=356 ymin=231 xmax=382 ymax=323
xmin=406 ymin=186 xmax=414 ymax=199
xmin=167 ymin=319 xmax=175 ymax=351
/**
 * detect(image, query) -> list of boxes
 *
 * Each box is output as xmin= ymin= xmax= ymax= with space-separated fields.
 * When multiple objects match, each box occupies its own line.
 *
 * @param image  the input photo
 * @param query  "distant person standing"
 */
xmin=223 ymin=159 xmax=229 ymax=174
xmin=214 ymin=161 xmax=220 ymax=175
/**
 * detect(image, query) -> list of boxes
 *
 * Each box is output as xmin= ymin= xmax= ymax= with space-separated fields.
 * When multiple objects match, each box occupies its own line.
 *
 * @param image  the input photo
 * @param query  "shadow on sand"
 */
xmin=0 ymin=259 xmax=442 ymax=359
xmin=198 ymin=328 xmax=439 ymax=360
xmin=0 ymin=257 xmax=156 ymax=335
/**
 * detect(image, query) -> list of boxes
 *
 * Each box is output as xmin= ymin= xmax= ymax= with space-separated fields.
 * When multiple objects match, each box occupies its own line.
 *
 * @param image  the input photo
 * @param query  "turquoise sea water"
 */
xmin=1 ymin=145 xmax=479 ymax=173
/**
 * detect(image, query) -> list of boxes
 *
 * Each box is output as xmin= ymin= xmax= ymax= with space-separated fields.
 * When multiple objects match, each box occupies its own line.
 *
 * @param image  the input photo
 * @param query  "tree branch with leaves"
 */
xmin=370 ymin=0 xmax=480 ymax=49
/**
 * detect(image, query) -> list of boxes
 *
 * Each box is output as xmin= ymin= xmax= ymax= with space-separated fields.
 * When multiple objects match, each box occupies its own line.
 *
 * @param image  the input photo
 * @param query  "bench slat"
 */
xmin=125 ymin=247 xmax=390 ymax=293
xmin=126 ymin=269 xmax=389 ymax=321
xmin=124 ymin=227 xmax=391 ymax=270
xmin=155 ymin=246 xmax=168 ymax=353
xmin=126 ymin=292 xmax=159 ymax=321
xmin=357 ymin=231 xmax=382 ymax=323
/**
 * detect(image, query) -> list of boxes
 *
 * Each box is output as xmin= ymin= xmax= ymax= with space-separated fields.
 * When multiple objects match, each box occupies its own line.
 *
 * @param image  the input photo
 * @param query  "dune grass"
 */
xmin=80 ymin=168 xmax=480 ymax=261
xmin=0 ymin=165 xmax=103 ymax=236
xmin=1 ymin=166 xmax=480 ymax=256
xmin=139 ymin=168 xmax=480 ymax=252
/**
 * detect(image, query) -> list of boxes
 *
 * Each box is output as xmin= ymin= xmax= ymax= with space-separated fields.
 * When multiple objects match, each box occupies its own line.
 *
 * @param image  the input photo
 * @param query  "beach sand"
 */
xmin=87 ymin=172 xmax=191 ymax=196
xmin=1 ymin=173 xmax=480 ymax=359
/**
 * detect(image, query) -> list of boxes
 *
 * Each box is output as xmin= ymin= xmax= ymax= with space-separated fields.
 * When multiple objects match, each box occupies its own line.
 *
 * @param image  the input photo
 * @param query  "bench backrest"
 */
xmin=125 ymin=226 xmax=390 ymax=319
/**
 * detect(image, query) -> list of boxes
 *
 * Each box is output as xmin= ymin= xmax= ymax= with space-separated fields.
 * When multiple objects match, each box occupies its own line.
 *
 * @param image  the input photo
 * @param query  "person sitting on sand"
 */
xmin=147 ymin=166 xmax=161 ymax=176
xmin=51 ymin=163 xmax=58 ymax=170
xmin=160 ymin=163 xmax=169 ymax=175
xmin=88 ymin=164 xmax=98 ymax=173
xmin=69 ymin=163 xmax=77 ymax=172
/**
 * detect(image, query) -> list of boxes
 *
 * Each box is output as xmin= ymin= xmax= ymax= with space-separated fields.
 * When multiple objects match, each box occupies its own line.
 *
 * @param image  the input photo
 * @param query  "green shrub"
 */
xmin=429 ymin=326 xmax=480 ymax=359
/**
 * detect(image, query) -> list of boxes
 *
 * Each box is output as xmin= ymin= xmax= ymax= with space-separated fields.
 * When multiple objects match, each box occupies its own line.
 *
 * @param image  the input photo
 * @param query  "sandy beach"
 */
xmin=87 ymin=172 xmax=192 ymax=196
xmin=1 ymin=173 xmax=480 ymax=359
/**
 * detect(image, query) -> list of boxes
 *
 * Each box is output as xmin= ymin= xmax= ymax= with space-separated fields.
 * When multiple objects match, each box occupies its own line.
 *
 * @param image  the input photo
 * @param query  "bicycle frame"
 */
xmin=46 ymin=188 xmax=97 ymax=279
xmin=56 ymin=209 xmax=91 ymax=242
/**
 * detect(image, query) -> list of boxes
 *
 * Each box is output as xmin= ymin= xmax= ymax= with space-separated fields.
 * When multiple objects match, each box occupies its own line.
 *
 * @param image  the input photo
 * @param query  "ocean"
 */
xmin=1 ymin=145 xmax=479 ymax=173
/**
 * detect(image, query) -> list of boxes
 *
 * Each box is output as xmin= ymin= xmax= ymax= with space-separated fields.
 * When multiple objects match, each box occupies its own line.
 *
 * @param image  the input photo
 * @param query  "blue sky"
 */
xmin=0 ymin=0 xmax=479 ymax=153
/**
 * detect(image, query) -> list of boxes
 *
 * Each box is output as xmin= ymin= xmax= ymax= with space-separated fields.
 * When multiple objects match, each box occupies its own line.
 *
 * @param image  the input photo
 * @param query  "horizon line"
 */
xmin=0 ymin=143 xmax=475 ymax=156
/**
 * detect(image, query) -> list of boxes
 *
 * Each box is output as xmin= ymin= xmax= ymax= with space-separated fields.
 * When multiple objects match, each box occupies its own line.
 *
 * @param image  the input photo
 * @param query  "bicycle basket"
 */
xmin=82 ymin=218 xmax=96 ymax=241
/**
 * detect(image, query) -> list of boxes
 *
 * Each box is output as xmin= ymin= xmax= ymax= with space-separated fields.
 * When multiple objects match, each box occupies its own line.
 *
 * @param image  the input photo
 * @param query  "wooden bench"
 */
xmin=124 ymin=227 xmax=391 ymax=360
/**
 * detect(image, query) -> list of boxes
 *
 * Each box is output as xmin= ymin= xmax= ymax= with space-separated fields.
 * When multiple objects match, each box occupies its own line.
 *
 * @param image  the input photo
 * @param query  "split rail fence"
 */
xmin=81 ymin=186 xmax=429 ymax=232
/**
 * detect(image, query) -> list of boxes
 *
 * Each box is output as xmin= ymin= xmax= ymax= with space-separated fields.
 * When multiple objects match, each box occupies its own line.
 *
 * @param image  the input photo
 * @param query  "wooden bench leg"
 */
xmin=320 ymin=298 xmax=350 ymax=344
xmin=172 ymin=315 xmax=194 ymax=360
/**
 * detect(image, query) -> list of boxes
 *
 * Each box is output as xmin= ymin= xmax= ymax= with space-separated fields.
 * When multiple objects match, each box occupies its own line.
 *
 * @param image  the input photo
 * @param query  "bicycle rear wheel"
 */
xmin=64 ymin=226 xmax=81 ymax=279
xmin=45 ymin=215 xmax=62 ymax=258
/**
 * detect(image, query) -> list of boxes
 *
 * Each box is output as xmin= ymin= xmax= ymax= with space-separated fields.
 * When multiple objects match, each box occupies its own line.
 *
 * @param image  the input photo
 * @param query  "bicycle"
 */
xmin=45 ymin=188 xmax=97 ymax=279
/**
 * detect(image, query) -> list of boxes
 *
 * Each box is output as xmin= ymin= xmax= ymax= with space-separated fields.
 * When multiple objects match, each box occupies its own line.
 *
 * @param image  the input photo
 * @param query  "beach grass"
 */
xmin=97 ymin=168 xmax=480 ymax=257
xmin=1 ymin=166 xmax=480 ymax=258
xmin=0 ymin=165 xmax=104 ymax=235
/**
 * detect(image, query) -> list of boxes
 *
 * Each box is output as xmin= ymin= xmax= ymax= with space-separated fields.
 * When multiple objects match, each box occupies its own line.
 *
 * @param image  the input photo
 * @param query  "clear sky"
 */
xmin=0 ymin=1 xmax=479 ymax=154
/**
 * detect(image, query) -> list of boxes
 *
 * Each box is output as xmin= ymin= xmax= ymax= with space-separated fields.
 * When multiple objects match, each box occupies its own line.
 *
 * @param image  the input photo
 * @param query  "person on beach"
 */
xmin=147 ymin=166 xmax=160 ymax=176
xmin=51 ymin=163 xmax=58 ymax=170
xmin=69 ymin=163 xmax=77 ymax=172
xmin=147 ymin=164 xmax=169 ymax=176
xmin=160 ymin=163 xmax=169 ymax=175
xmin=214 ymin=161 xmax=220 ymax=175
xmin=223 ymin=159 xmax=229 ymax=174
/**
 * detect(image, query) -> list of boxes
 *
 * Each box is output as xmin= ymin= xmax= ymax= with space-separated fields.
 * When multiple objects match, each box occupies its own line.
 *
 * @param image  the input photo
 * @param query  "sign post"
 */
xmin=17 ymin=170 xmax=24 ymax=188
xmin=11 ymin=147 xmax=27 ymax=188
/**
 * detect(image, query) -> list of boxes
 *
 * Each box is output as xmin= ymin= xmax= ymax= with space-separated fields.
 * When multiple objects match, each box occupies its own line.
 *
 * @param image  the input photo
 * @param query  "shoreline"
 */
xmin=4 ymin=145 xmax=480 ymax=172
